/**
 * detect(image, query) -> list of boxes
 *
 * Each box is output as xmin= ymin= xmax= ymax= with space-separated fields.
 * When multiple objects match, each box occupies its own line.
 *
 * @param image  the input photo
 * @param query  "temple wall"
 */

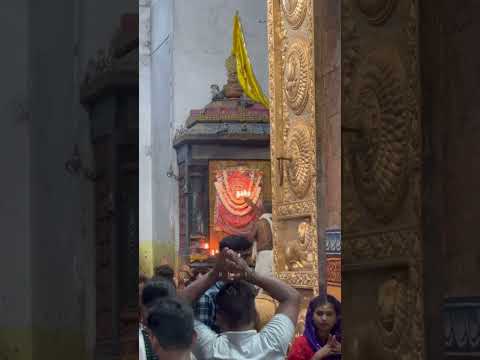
xmin=420 ymin=1 xmax=480 ymax=357
xmin=440 ymin=0 xmax=480 ymax=299
xmin=0 ymin=1 xmax=32 ymax=358
xmin=0 ymin=1 xmax=136 ymax=359
xmin=144 ymin=0 xmax=269 ymax=271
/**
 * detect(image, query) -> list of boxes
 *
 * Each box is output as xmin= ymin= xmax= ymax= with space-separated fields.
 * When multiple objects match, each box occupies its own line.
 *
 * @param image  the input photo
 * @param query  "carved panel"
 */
xmin=268 ymin=0 xmax=323 ymax=298
xmin=356 ymin=0 xmax=398 ymax=25
xmin=342 ymin=0 xmax=424 ymax=358
xmin=349 ymin=48 xmax=410 ymax=223
xmin=285 ymin=122 xmax=314 ymax=198
xmin=281 ymin=0 xmax=308 ymax=29
xmin=284 ymin=40 xmax=310 ymax=114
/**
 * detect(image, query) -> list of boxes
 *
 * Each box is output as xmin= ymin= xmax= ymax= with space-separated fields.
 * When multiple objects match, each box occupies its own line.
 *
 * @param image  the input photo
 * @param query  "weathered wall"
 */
xmin=440 ymin=0 xmax=480 ymax=299
xmin=139 ymin=0 xmax=156 ymax=276
xmin=0 ymin=1 xmax=32 ymax=359
xmin=0 ymin=1 xmax=136 ymax=359
xmin=28 ymin=0 xmax=94 ymax=357
xmin=421 ymin=1 xmax=480 ymax=358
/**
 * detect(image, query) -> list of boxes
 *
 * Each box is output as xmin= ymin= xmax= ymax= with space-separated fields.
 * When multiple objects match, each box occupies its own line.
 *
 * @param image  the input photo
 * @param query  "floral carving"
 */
xmin=281 ymin=0 xmax=308 ymax=29
xmin=286 ymin=122 xmax=314 ymax=199
xmin=357 ymin=0 xmax=398 ymax=25
xmin=349 ymin=48 xmax=411 ymax=223
xmin=284 ymin=40 xmax=310 ymax=115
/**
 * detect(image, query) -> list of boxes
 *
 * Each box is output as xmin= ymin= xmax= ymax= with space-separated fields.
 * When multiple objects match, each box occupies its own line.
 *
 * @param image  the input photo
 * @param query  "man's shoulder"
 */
xmin=259 ymin=314 xmax=296 ymax=340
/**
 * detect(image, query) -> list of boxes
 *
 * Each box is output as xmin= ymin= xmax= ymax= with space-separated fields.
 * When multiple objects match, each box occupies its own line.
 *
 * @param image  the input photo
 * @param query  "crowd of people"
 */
xmin=139 ymin=234 xmax=342 ymax=360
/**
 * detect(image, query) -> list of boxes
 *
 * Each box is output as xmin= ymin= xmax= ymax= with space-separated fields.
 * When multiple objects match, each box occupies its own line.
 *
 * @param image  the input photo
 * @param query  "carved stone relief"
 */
xmin=349 ymin=48 xmax=410 ymax=223
xmin=376 ymin=277 xmax=410 ymax=351
xmin=268 ymin=0 xmax=320 ymax=293
xmin=356 ymin=0 xmax=398 ymax=25
xmin=342 ymin=0 xmax=424 ymax=358
xmin=285 ymin=122 xmax=314 ymax=199
xmin=284 ymin=40 xmax=310 ymax=115
xmin=281 ymin=0 xmax=308 ymax=29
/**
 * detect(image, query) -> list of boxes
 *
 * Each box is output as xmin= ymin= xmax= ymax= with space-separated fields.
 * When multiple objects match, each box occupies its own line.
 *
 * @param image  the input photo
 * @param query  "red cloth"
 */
xmin=213 ymin=168 xmax=262 ymax=236
xmin=288 ymin=336 xmax=315 ymax=360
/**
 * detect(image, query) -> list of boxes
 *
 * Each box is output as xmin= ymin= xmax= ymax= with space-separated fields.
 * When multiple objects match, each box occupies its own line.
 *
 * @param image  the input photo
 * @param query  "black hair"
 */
xmin=154 ymin=264 xmax=175 ymax=282
xmin=215 ymin=281 xmax=257 ymax=329
xmin=147 ymin=297 xmax=194 ymax=351
xmin=141 ymin=278 xmax=176 ymax=308
xmin=219 ymin=235 xmax=252 ymax=251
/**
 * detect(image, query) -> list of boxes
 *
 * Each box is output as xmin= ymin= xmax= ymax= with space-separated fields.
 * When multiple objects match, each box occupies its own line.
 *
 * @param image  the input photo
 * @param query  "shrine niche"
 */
xmin=209 ymin=161 xmax=271 ymax=249
xmin=173 ymin=53 xmax=270 ymax=265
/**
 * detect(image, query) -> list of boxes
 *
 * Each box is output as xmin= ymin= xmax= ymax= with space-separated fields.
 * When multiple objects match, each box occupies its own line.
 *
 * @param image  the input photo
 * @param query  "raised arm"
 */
xmin=229 ymin=251 xmax=301 ymax=325
xmin=177 ymin=269 xmax=219 ymax=304
xmin=249 ymin=271 xmax=300 ymax=324
xmin=177 ymin=248 xmax=234 ymax=304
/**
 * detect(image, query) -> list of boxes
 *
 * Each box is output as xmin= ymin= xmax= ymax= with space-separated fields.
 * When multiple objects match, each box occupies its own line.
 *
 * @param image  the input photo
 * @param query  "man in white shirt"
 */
xmin=179 ymin=248 xmax=300 ymax=360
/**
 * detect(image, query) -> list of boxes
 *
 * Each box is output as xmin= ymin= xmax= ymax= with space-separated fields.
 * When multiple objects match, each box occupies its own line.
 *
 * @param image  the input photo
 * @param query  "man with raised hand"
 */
xmin=179 ymin=247 xmax=300 ymax=360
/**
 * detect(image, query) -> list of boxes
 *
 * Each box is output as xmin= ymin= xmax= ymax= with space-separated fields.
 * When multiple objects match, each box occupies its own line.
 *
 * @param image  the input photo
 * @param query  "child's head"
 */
xmin=147 ymin=297 xmax=196 ymax=360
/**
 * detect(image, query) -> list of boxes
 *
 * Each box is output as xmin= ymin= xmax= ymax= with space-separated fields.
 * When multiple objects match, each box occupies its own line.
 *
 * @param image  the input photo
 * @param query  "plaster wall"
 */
xmin=139 ymin=0 xmax=155 ymax=275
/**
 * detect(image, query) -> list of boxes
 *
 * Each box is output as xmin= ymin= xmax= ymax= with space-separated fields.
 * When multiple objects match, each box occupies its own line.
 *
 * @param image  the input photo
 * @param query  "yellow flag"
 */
xmin=232 ymin=13 xmax=269 ymax=108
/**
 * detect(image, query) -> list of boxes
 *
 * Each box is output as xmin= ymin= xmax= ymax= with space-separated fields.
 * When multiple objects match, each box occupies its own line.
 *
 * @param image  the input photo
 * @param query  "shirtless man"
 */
xmin=245 ymin=198 xmax=277 ymax=330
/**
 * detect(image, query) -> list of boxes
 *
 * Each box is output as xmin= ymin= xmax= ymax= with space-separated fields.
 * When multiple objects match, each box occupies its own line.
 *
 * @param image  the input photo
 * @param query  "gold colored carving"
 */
xmin=281 ymin=0 xmax=308 ymax=29
xmin=349 ymin=48 xmax=410 ymax=223
xmin=285 ymin=122 xmax=314 ymax=199
xmin=268 ymin=0 xmax=318 ymax=295
xmin=223 ymin=54 xmax=243 ymax=98
xmin=284 ymin=40 xmax=310 ymax=115
xmin=285 ymin=221 xmax=314 ymax=270
xmin=356 ymin=0 xmax=398 ymax=25
xmin=277 ymin=271 xmax=316 ymax=289
xmin=275 ymin=201 xmax=314 ymax=217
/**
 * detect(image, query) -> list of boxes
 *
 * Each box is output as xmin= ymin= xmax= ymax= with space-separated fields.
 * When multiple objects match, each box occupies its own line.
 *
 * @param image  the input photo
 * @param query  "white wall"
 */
xmin=143 ymin=0 xmax=268 ymax=266
xmin=140 ymin=0 xmax=154 ymax=255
